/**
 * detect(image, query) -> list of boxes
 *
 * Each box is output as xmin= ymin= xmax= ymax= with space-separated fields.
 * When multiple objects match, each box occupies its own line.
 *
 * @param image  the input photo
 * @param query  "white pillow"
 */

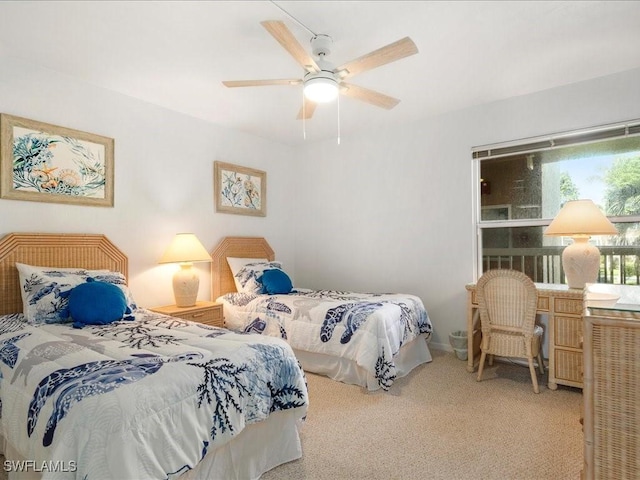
xmin=16 ymin=263 xmax=137 ymax=325
xmin=234 ymin=261 xmax=284 ymax=294
xmin=226 ymin=257 xmax=267 ymax=292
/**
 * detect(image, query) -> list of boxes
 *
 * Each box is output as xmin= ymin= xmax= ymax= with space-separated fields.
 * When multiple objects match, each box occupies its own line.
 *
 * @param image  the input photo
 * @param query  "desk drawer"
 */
xmin=470 ymin=291 xmax=550 ymax=311
xmin=555 ymin=315 xmax=583 ymax=349
xmin=537 ymin=295 xmax=550 ymax=312
xmin=553 ymin=298 xmax=583 ymax=315
xmin=554 ymin=349 xmax=583 ymax=383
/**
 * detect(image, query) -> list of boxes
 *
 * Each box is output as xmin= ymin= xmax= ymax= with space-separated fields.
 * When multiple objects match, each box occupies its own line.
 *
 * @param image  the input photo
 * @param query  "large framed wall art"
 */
xmin=0 ymin=114 xmax=114 ymax=207
xmin=214 ymin=161 xmax=266 ymax=217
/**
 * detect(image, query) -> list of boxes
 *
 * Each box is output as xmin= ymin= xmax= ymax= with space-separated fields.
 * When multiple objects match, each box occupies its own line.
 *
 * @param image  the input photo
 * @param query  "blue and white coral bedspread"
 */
xmin=0 ymin=309 xmax=308 ymax=479
xmin=219 ymin=289 xmax=433 ymax=390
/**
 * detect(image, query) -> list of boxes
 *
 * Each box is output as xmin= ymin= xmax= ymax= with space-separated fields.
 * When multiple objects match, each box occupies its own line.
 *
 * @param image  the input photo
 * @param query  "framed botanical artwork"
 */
xmin=214 ymin=161 xmax=266 ymax=217
xmin=0 ymin=113 xmax=114 ymax=207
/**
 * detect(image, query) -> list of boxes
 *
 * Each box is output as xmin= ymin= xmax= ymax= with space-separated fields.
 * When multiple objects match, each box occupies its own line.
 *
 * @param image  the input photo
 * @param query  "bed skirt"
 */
xmin=294 ymin=333 xmax=432 ymax=391
xmin=1 ymin=409 xmax=303 ymax=480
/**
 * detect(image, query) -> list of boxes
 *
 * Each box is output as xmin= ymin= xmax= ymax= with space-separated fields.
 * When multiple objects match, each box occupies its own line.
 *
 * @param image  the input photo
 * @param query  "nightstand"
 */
xmin=149 ymin=301 xmax=224 ymax=327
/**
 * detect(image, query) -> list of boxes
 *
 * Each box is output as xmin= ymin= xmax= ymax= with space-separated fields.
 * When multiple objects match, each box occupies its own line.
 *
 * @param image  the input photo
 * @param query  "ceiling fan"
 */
xmin=222 ymin=20 xmax=418 ymax=120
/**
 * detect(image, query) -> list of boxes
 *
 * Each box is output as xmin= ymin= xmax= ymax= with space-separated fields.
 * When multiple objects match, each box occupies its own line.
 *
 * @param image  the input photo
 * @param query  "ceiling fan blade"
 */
xmin=261 ymin=20 xmax=319 ymax=73
xmin=222 ymin=79 xmax=302 ymax=88
xmin=340 ymin=82 xmax=400 ymax=110
xmin=335 ymin=37 xmax=418 ymax=79
xmin=297 ymin=98 xmax=317 ymax=120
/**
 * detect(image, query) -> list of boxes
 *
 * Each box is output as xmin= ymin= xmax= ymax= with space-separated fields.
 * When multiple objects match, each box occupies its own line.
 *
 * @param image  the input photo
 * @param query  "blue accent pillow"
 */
xmin=16 ymin=263 xmax=137 ymax=325
xmin=69 ymin=278 xmax=133 ymax=329
xmin=260 ymin=268 xmax=293 ymax=295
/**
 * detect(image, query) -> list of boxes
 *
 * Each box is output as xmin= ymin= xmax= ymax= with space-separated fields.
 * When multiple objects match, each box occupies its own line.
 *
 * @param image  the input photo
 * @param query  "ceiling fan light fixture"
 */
xmin=222 ymin=20 xmax=418 ymax=121
xmin=304 ymin=73 xmax=339 ymax=103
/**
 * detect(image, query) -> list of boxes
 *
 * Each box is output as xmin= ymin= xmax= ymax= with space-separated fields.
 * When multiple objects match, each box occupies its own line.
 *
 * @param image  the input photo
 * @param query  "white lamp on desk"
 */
xmin=544 ymin=199 xmax=617 ymax=289
xmin=159 ymin=233 xmax=212 ymax=307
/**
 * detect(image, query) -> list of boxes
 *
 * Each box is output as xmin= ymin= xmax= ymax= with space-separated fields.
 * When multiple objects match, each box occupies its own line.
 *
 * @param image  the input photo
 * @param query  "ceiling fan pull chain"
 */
xmin=302 ymin=89 xmax=307 ymax=140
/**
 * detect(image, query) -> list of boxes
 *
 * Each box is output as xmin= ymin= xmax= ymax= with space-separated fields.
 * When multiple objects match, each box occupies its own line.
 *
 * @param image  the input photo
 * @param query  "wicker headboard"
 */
xmin=0 ymin=233 xmax=128 ymax=315
xmin=210 ymin=237 xmax=275 ymax=300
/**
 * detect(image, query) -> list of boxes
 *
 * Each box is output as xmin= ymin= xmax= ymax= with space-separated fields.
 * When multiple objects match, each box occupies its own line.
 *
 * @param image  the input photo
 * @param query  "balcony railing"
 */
xmin=482 ymin=246 xmax=640 ymax=285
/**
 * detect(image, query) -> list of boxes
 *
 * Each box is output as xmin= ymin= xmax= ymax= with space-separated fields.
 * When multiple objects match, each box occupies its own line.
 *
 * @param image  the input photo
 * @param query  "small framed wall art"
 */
xmin=214 ymin=161 xmax=267 ymax=217
xmin=0 ymin=113 xmax=114 ymax=207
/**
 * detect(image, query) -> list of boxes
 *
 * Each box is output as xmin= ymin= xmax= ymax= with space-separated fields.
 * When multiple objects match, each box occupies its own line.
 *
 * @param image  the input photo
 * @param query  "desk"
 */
xmin=582 ymin=284 xmax=640 ymax=479
xmin=465 ymin=282 xmax=584 ymax=390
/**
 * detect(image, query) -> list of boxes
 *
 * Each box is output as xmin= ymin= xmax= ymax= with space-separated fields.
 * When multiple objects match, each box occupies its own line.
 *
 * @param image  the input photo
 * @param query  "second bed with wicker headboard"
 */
xmin=211 ymin=236 xmax=434 ymax=391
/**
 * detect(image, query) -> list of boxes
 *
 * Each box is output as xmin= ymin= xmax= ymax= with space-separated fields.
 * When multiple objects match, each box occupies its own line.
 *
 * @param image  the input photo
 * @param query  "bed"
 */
xmin=211 ymin=237 xmax=433 ymax=392
xmin=0 ymin=233 xmax=308 ymax=480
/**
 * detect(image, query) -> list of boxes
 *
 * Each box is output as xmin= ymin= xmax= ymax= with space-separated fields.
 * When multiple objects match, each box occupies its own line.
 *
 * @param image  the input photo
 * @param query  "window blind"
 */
xmin=473 ymin=120 xmax=640 ymax=160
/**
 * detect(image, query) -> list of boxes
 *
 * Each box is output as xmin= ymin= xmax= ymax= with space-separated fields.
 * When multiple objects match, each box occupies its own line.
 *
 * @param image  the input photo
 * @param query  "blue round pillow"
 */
xmin=69 ymin=278 xmax=130 ymax=328
xmin=261 ymin=268 xmax=293 ymax=294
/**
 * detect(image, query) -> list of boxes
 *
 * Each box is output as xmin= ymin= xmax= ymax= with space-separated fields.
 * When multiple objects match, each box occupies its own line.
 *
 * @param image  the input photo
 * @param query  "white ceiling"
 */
xmin=1 ymin=1 xmax=640 ymax=146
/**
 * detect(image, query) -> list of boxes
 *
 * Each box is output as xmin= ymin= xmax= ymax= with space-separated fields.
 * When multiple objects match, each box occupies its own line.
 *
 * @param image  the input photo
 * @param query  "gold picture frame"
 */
xmin=214 ymin=161 xmax=266 ymax=217
xmin=0 ymin=113 xmax=114 ymax=207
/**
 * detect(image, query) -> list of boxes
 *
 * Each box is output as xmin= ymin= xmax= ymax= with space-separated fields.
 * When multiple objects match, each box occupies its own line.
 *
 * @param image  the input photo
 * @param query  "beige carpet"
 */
xmin=0 ymin=350 xmax=583 ymax=480
xmin=262 ymin=349 xmax=583 ymax=480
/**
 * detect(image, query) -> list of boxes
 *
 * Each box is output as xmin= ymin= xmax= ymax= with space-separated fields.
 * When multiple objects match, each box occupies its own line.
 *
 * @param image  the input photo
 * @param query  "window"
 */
xmin=473 ymin=120 xmax=640 ymax=284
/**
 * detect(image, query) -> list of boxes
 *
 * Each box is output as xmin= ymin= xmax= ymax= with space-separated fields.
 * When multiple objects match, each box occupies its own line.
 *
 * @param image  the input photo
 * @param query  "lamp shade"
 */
xmin=544 ymin=199 xmax=617 ymax=236
xmin=159 ymin=233 xmax=212 ymax=264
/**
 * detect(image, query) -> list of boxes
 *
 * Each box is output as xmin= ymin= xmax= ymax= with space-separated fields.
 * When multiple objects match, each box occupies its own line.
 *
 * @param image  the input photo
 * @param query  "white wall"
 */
xmin=0 ymin=55 xmax=298 ymax=308
xmin=3 ymin=53 xmax=640 ymax=352
xmin=293 ymin=67 xmax=640 ymax=349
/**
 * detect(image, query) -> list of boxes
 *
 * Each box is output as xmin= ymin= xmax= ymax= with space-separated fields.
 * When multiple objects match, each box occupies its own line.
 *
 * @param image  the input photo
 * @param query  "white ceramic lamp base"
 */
xmin=562 ymin=236 xmax=601 ymax=289
xmin=172 ymin=263 xmax=199 ymax=307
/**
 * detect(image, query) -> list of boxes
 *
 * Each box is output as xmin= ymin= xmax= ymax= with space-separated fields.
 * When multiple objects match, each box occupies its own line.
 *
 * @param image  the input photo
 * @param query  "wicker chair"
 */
xmin=476 ymin=269 xmax=545 ymax=393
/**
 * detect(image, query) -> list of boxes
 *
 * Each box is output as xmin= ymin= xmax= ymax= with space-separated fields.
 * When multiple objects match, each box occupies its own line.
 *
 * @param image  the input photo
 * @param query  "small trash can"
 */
xmin=449 ymin=330 xmax=468 ymax=361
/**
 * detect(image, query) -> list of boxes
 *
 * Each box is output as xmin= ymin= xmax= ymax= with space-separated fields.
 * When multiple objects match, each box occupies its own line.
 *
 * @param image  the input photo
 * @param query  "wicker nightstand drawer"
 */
xmin=178 ymin=307 xmax=222 ymax=326
xmin=149 ymin=301 xmax=224 ymax=327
